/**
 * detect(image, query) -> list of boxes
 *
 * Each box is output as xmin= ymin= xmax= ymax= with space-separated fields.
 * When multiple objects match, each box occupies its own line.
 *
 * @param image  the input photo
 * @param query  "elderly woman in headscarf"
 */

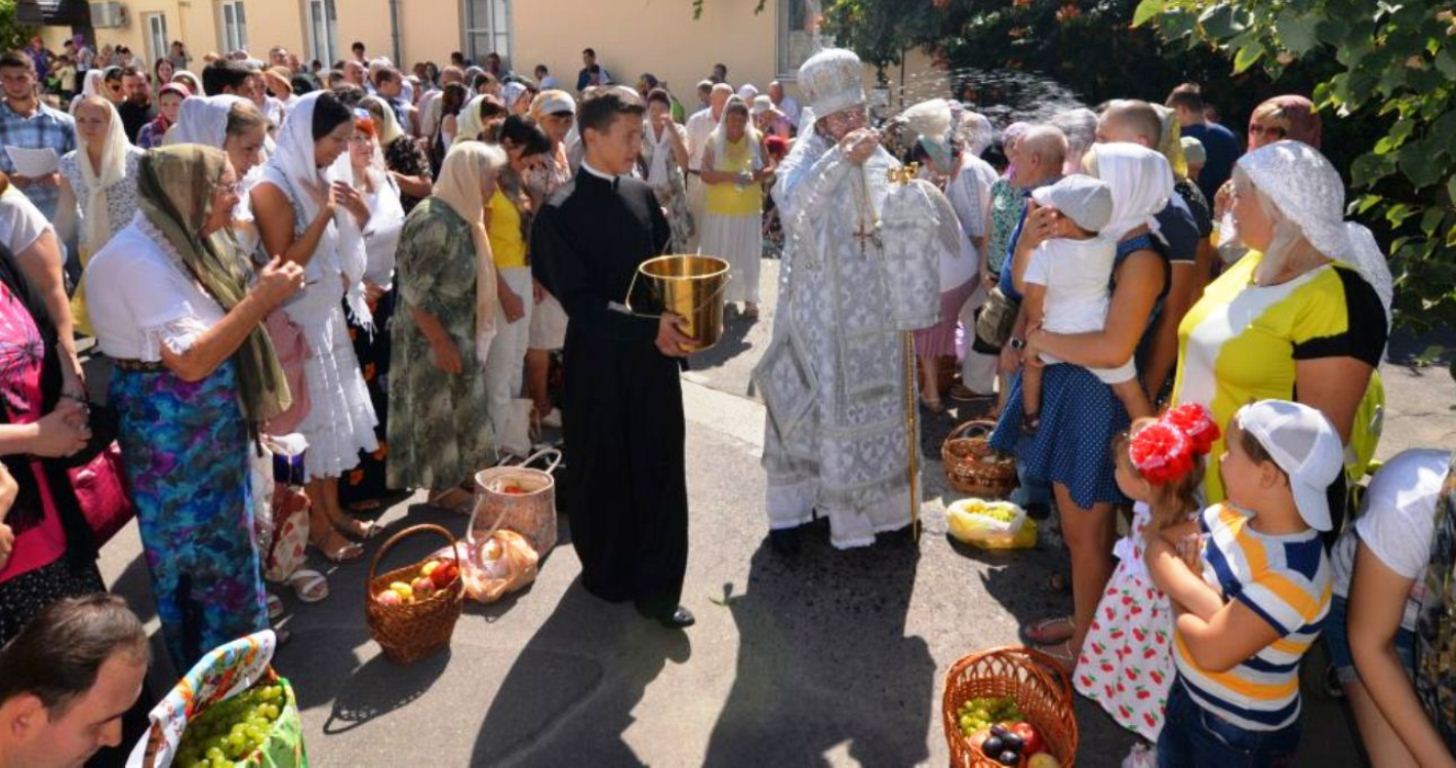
xmin=83 ymin=145 xmax=305 ymax=668
xmin=991 ymin=143 xmax=1176 ymax=669
xmin=57 ymin=96 xmax=144 ymax=335
xmin=1173 ymin=139 xmax=1389 ymax=531
xmin=360 ymin=95 xmax=432 ymax=211
xmin=453 ymin=93 xmax=509 ymax=146
xmin=388 ymin=141 xmax=505 ymax=511
xmin=252 ymin=91 xmax=381 ymax=563
xmin=166 ymin=95 xmax=270 ymax=248
xmin=698 ymin=95 xmax=773 ymax=319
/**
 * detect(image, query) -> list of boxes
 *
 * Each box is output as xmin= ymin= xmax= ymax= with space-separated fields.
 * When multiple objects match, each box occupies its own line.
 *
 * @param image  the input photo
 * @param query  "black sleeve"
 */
xmin=1155 ymin=201 xmax=1200 ymax=264
xmin=1291 ymin=267 xmax=1388 ymax=368
xmin=531 ymin=204 xmax=659 ymax=343
xmin=646 ymin=186 xmax=671 ymax=255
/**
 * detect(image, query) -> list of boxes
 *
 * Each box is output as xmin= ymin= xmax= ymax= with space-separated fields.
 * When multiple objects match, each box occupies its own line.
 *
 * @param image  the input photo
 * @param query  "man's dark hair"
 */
xmin=331 ymin=83 xmax=366 ymax=108
xmin=120 ymin=65 xmax=144 ymax=80
xmin=312 ymin=90 xmax=353 ymax=140
xmin=578 ymin=89 xmax=645 ymax=145
xmin=101 ymin=65 xmax=123 ymax=85
xmin=646 ymin=87 xmax=671 ymax=107
xmin=352 ymin=41 xmax=365 ymax=53
xmin=1166 ymin=82 xmax=1204 ymax=112
xmin=292 ymin=74 xmax=316 ymax=95
xmin=496 ymin=115 xmax=552 ymax=156
xmin=0 ymin=51 xmax=33 ymax=73
xmin=202 ymin=60 xmax=251 ymax=95
xmin=373 ymin=67 xmax=398 ymax=86
xmin=0 ymin=595 xmax=147 ymax=717
xmin=534 ymin=64 xmax=548 ymax=75
xmin=582 ymin=48 xmax=596 ymax=58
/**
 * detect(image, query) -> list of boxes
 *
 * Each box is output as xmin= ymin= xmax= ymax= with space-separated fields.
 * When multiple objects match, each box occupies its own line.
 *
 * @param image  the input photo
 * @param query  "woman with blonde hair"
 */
xmin=388 ymin=141 xmax=505 ymax=510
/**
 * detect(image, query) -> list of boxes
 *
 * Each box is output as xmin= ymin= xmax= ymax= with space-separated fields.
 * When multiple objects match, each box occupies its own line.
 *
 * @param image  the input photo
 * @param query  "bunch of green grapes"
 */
xmin=174 ymin=683 xmax=287 ymax=768
xmin=970 ymin=505 xmax=1019 ymax=524
xmin=956 ymin=695 xmax=1025 ymax=737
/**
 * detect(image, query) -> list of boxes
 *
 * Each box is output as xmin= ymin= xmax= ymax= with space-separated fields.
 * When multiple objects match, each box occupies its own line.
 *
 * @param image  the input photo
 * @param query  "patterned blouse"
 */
xmin=59 ymin=145 xmax=144 ymax=252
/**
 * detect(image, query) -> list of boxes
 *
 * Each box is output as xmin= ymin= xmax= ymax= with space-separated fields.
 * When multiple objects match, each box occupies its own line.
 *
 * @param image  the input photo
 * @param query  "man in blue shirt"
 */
xmin=1166 ymin=83 xmax=1241 ymax=204
xmin=0 ymin=50 xmax=76 ymax=219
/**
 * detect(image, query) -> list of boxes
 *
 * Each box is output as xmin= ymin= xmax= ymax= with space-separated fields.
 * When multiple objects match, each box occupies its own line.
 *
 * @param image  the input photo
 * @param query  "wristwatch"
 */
xmin=1009 ymin=338 xmax=1026 ymax=350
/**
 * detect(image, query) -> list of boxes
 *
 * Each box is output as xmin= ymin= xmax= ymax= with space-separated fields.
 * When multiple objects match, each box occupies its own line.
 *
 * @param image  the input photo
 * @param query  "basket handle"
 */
xmin=367 ymin=523 xmax=461 ymax=585
xmin=948 ymin=419 xmax=999 ymax=442
xmin=502 ymin=447 xmax=562 ymax=474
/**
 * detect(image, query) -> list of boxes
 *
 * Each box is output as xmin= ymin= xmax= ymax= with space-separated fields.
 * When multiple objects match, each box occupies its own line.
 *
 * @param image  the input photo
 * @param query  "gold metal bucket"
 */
xmin=625 ymin=254 xmax=731 ymax=352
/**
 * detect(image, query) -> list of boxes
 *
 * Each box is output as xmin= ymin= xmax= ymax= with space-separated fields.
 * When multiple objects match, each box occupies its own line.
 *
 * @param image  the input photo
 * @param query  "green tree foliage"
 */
xmin=0 ymin=0 xmax=37 ymax=53
xmin=1135 ymin=0 xmax=1456 ymax=341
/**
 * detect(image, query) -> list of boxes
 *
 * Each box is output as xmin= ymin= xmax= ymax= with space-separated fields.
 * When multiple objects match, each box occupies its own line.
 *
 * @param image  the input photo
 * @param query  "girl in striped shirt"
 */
xmin=1145 ymin=400 xmax=1343 ymax=767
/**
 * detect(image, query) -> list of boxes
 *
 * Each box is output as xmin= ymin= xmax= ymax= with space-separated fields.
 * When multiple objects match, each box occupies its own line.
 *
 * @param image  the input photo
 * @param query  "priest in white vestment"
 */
xmin=754 ymin=49 xmax=950 ymax=551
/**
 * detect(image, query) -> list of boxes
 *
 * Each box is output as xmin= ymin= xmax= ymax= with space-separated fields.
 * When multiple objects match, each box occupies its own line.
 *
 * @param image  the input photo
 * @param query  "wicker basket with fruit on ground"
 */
xmin=365 ymin=523 xmax=465 ymax=664
xmin=943 ymin=645 xmax=1078 ymax=767
xmin=942 ymin=420 xmax=1019 ymax=499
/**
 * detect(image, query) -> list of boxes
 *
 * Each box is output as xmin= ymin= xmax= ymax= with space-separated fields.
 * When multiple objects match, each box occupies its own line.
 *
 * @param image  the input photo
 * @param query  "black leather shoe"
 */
xmin=768 ymin=527 xmax=801 ymax=556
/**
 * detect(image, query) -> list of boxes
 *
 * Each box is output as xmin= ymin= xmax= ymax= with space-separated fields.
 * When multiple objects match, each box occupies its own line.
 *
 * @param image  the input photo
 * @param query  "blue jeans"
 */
xmin=1157 ymin=681 xmax=1302 ymax=768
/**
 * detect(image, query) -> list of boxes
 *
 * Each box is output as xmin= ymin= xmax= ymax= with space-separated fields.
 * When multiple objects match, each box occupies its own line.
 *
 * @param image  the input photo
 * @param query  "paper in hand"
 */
xmin=3 ymin=146 xmax=60 ymax=177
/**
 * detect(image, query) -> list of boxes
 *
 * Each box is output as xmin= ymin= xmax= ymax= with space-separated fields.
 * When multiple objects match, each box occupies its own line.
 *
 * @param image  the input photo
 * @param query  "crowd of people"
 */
xmin=0 ymin=30 xmax=1449 ymax=768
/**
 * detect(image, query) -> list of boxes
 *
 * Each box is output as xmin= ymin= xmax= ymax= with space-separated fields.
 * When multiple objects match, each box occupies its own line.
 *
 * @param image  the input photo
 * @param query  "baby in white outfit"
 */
xmin=1020 ymin=175 xmax=1151 ymax=431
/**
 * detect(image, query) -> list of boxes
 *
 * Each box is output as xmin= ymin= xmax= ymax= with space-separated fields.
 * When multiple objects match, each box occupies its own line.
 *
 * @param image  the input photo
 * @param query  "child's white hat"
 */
xmin=1031 ymin=175 xmax=1113 ymax=234
xmin=1234 ymin=400 xmax=1344 ymax=531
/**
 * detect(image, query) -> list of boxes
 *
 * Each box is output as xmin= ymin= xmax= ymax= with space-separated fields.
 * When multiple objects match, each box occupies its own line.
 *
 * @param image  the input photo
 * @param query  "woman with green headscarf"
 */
xmin=83 ymin=144 xmax=305 ymax=669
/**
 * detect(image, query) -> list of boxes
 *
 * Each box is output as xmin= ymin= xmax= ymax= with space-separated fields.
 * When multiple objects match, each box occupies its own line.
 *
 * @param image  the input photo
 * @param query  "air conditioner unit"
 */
xmin=90 ymin=1 xmax=126 ymax=28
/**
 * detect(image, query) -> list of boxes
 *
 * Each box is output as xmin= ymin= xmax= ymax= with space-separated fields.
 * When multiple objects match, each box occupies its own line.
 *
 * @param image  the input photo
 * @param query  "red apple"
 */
xmin=1012 ymin=722 xmax=1042 ymax=756
xmin=430 ymin=561 xmax=460 ymax=590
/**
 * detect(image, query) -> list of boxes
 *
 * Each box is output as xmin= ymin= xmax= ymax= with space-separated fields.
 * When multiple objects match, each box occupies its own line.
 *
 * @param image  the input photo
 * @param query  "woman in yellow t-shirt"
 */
xmin=482 ymin=115 xmax=552 ymax=458
xmin=699 ymin=96 xmax=774 ymax=319
xmin=1173 ymin=141 xmax=1390 ymax=536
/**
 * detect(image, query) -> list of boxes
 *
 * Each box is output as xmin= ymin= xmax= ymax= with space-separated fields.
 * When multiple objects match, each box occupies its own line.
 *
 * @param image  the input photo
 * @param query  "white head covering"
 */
xmin=73 ymin=98 xmax=131 ymax=256
xmin=707 ymin=96 xmax=762 ymax=174
xmin=901 ymin=98 xmax=953 ymax=148
xmin=455 ymin=94 xmax=490 ymax=146
xmin=1088 ymin=142 xmax=1173 ymax=244
xmin=167 ymin=94 xmax=250 ymax=147
xmin=1237 ymin=140 xmax=1394 ymax=324
xmin=266 ymin=90 xmax=372 ymax=326
xmin=737 ymin=83 xmax=759 ymax=102
xmin=797 ymin=48 xmax=865 ymax=118
xmin=958 ymin=111 xmax=994 ymax=158
xmin=501 ymin=81 xmax=527 ymax=111
xmin=79 ymin=69 xmax=103 ymax=99
xmin=361 ymin=95 xmax=404 ymax=146
xmin=433 ymin=141 xmax=507 ymax=363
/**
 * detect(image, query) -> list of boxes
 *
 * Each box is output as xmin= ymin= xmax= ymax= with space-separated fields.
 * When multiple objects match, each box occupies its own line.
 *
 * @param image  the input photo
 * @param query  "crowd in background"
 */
xmin=0 ymin=29 xmax=1449 ymax=768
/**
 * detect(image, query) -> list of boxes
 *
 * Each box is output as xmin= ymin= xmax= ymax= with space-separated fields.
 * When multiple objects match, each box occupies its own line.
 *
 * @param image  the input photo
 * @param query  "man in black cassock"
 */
xmin=530 ymin=88 xmax=697 ymax=629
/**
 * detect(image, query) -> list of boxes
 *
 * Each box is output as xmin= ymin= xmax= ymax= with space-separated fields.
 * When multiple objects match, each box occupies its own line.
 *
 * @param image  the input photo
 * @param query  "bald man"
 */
xmin=683 ymin=82 xmax=734 ymax=249
xmin=1096 ymin=98 xmax=1203 ymax=400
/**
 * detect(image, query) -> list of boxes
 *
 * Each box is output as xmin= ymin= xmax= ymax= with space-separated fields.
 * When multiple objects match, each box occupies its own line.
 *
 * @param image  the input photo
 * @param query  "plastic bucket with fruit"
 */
xmin=365 ymin=524 xmax=465 ymax=664
xmin=943 ymin=646 xmax=1078 ymax=767
xmin=130 ymin=630 xmax=306 ymax=768
xmin=472 ymin=448 xmax=561 ymax=555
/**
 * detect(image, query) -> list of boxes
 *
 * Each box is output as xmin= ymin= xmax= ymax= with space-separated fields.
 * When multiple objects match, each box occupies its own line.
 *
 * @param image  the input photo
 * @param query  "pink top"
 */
xmin=0 ymin=279 xmax=64 ymax=584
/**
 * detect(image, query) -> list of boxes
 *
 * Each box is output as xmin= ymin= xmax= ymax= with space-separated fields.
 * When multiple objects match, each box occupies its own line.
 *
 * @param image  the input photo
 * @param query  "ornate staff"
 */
xmin=888 ymin=162 xmax=922 ymax=542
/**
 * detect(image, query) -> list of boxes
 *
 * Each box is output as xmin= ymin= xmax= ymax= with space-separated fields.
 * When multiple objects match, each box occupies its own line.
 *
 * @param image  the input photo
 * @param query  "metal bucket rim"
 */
xmin=638 ymin=254 xmax=730 ymax=281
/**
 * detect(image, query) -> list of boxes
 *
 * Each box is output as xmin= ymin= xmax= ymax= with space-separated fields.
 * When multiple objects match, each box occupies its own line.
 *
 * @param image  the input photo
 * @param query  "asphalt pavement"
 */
xmin=93 ymin=258 xmax=1451 ymax=767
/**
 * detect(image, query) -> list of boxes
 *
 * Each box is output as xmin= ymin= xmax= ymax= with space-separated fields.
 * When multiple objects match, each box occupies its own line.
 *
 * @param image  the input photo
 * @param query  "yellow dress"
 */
xmin=1171 ymin=250 xmax=1387 ymax=502
xmin=704 ymin=136 xmax=761 ymax=217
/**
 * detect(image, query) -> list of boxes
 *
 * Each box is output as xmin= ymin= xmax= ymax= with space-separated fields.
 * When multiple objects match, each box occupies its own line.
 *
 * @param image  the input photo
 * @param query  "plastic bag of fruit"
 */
xmin=432 ymin=529 xmax=538 ymax=604
xmin=127 ymin=629 xmax=307 ymax=768
xmin=946 ymin=498 xmax=1036 ymax=550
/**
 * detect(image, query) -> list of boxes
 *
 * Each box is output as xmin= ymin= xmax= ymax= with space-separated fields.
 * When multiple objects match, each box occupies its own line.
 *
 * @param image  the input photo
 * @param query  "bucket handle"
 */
xmin=623 ymin=264 xmax=733 ymax=319
xmin=501 ymin=447 xmax=563 ymax=474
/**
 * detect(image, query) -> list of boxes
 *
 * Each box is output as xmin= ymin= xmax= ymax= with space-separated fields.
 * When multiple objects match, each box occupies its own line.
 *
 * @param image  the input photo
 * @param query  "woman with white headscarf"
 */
xmin=1172 ymin=140 xmax=1389 ymax=522
xmin=388 ymin=142 xmax=504 ymax=511
xmin=68 ymin=69 xmax=104 ymax=114
xmin=989 ymin=143 xmax=1177 ymax=669
xmin=360 ymin=95 xmax=432 ymax=211
xmin=58 ymin=96 xmax=144 ymax=335
xmin=251 ymin=90 xmax=380 ymax=563
xmin=698 ymin=95 xmax=773 ymax=318
xmin=453 ymin=93 xmax=508 ymax=147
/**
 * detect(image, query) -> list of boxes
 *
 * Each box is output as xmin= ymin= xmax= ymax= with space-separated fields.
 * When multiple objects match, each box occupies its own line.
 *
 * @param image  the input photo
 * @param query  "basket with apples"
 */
xmin=365 ymin=524 xmax=465 ymax=664
xmin=943 ymin=646 xmax=1078 ymax=767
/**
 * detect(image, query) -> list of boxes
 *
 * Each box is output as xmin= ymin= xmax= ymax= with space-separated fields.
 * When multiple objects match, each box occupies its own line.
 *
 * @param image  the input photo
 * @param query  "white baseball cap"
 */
xmin=1031 ymin=175 xmax=1114 ymax=234
xmin=1234 ymin=400 xmax=1344 ymax=531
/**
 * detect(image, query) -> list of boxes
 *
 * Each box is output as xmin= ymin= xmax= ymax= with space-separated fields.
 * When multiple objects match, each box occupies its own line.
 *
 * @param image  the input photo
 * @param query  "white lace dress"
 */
xmin=258 ymin=166 xmax=378 ymax=480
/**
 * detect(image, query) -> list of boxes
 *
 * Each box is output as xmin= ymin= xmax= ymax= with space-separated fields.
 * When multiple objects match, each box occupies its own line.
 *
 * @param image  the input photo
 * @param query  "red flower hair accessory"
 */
xmin=1128 ymin=421 xmax=1194 ymax=485
xmin=1163 ymin=403 xmax=1221 ymax=456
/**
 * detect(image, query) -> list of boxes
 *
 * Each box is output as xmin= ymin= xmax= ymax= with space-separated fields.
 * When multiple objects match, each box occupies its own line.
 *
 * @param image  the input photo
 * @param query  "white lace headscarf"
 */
xmin=1236 ymin=140 xmax=1393 ymax=326
xmin=361 ymin=95 xmax=405 ymax=147
xmin=266 ymin=90 xmax=371 ymax=326
xmin=1087 ymin=142 xmax=1173 ymax=244
xmin=72 ymin=97 xmax=131 ymax=256
xmin=167 ymin=94 xmax=249 ymax=146
xmin=455 ymin=94 xmax=490 ymax=146
xmin=707 ymin=96 xmax=762 ymax=173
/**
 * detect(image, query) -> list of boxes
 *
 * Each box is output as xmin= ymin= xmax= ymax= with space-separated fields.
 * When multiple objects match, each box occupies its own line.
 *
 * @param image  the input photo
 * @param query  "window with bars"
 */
xmin=463 ymin=0 xmax=510 ymax=67
xmin=144 ymin=13 xmax=168 ymax=66
xmin=778 ymin=0 xmax=816 ymax=79
xmin=308 ymin=0 xmax=339 ymax=65
xmin=221 ymin=1 xmax=248 ymax=53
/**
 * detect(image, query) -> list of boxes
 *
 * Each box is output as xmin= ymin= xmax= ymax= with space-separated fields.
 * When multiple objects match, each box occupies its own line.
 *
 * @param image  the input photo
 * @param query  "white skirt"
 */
xmin=699 ymin=213 xmax=762 ymax=304
xmin=283 ymin=280 xmax=379 ymax=481
xmin=529 ymin=292 xmax=568 ymax=350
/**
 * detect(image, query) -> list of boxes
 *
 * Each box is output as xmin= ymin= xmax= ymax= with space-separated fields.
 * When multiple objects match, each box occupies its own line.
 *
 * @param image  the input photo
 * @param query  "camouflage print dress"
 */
xmin=386 ymin=198 xmax=495 ymax=491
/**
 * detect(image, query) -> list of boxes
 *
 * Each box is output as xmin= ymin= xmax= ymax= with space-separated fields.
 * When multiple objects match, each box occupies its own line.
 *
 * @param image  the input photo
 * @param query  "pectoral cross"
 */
xmin=852 ymin=169 xmax=882 ymax=255
xmin=852 ymin=221 xmax=881 ymax=255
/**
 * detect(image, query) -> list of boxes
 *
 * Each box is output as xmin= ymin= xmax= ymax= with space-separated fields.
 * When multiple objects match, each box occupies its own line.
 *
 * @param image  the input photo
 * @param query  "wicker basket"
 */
xmin=365 ymin=524 xmax=465 ymax=664
xmin=942 ymin=420 xmax=1019 ymax=498
xmin=943 ymin=646 xmax=1079 ymax=767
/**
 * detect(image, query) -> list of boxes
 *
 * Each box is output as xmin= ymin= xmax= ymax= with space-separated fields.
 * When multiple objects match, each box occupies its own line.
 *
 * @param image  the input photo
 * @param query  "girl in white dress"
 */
xmin=251 ymin=90 xmax=380 ymax=563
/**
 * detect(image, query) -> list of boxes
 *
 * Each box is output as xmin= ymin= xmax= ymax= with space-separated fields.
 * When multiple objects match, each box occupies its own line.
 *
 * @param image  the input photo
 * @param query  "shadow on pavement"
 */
xmin=470 ymin=577 xmax=692 ymax=766
xmin=324 ymin=649 xmax=452 ymax=734
xmin=688 ymin=311 xmax=756 ymax=373
xmin=703 ymin=523 xmax=934 ymax=766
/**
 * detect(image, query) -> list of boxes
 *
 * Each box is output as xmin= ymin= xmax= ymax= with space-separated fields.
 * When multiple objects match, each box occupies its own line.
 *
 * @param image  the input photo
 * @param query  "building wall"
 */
xmin=512 ymin=0 xmax=777 ymax=101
